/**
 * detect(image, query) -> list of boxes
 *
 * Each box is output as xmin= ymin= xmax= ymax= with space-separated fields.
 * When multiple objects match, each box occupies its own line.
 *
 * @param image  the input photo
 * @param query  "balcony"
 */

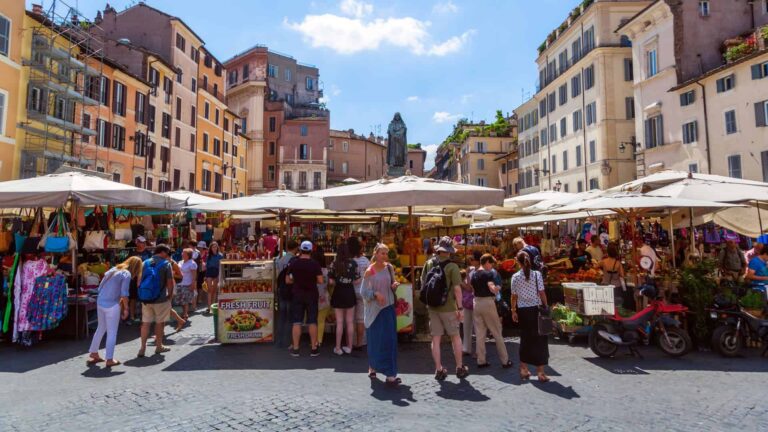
xmin=199 ymin=81 xmax=225 ymax=104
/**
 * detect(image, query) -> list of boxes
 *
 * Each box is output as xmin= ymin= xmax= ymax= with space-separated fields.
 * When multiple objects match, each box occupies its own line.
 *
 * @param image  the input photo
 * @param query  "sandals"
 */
xmin=155 ymin=346 xmax=171 ymax=354
xmin=137 ymin=350 xmax=146 ymax=358
xmin=456 ymin=365 xmax=470 ymax=379
xmin=537 ymin=373 xmax=551 ymax=383
xmin=502 ymin=360 xmax=514 ymax=369
xmin=385 ymin=377 xmax=402 ymax=388
xmin=520 ymin=370 xmax=531 ymax=380
xmin=434 ymin=368 xmax=448 ymax=381
xmin=86 ymin=354 xmax=104 ymax=365
xmin=105 ymin=360 xmax=121 ymax=368
xmin=175 ymin=319 xmax=186 ymax=332
xmin=477 ymin=363 xmax=491 ymax=368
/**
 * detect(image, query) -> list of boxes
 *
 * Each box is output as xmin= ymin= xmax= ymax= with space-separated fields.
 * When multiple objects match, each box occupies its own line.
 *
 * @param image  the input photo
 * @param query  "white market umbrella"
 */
xmin=163 ymin=190 xmax=221 ymax=207
xmin=0 ymin=172 xmax=184 ymax=210
xmin=523 ymin=190 xmax=603 ymax=213
xmin=605 ymin=170 xmax=768 ymax=194
xmin=472 ymin=210 xmax=615 ymax=229
xmin=341 ymin=178 xmax=360 ymax=184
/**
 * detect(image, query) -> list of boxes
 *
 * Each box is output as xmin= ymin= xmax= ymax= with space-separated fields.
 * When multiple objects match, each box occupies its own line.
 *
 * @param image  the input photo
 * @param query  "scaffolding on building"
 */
xmin=20 ymin=1 xmax=107 ymax=179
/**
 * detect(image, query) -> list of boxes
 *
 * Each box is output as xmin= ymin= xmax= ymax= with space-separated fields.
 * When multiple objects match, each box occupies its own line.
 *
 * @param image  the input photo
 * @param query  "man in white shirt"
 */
xmin=585 ymin=236 xmax=604 ymax=262
xmin=637 ymin=237 xmax=658 ymax=276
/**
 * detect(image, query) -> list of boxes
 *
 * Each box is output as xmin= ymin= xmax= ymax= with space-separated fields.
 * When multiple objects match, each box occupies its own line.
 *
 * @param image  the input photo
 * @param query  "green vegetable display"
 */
xmin=551 ymin=304 xmax=583 ymax=326
xmin=740 ymin=291 xmax=765 ymax=310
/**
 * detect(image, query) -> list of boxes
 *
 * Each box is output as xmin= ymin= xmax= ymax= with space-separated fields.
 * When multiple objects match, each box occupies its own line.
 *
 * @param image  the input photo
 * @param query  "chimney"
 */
xmin=94 ymin=10 xmax=103 ymax=24
xmin=32 ymin=4 xmax=43 ymax=14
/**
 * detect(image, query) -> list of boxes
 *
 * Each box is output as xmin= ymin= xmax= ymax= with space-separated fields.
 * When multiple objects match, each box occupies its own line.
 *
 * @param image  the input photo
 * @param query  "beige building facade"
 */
xmin=457 ymin=134 xmax=515 ymax=189
xmin=620 ymin=0 xmax=768 ymax=179
xmin=327 ymin=129 xmax=386 ymax=184
xmin=407 ymin=146 xmax=426 ymax=177
xmin=517 ymin=0 xmax=649 ymax=195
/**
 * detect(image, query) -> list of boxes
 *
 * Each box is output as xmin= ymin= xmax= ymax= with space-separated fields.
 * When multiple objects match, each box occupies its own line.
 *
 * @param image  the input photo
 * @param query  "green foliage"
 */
xmin=487 ymin=110 xmax=510 ymax=137
xmin=762 ymin=26 xmax=768 ymax=41
xmin=740 ymin=291 xmax=765 ymax=309
xmin=679 ymin=259 xmax=718 ymax=342
xmin=538 ymin=41 xmax=547 ymax=54
xmin=581 ymin=0 xmax=594 ymax=8
xmin=407 ymin=143 xmax=422 ymax=150
xmin=724 ymin=43 xmax=753 ymax=63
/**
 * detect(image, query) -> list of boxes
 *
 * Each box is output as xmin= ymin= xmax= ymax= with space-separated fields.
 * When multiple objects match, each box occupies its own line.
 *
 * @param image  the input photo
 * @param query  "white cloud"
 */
xmin=340 ymin=0 xmax=373 ymax=19
xmin=330 ymin=84 xmax=342 ymax=96
xmin=432 ymin=1 xmax=459 ymax=14
xmin=423 ymin=144 xmax=439 ymax=170
xmin=286 ymin=2 xmax=474 ymax=56
xmin=460 ymin=93 xmax=474 ymax=104
xmin=427 ymin=30 xmax=475 ymax=56
xmin=406 ymin=96 xmax=420 ymax=102
xmin=433 ymin=111 xmax=463 ymax=123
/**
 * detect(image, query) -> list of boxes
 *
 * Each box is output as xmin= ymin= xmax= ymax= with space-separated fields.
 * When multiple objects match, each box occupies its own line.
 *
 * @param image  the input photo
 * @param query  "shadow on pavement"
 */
xmin=584 ymin=349 xmax=768 ymax=374
xmin=123 ymin=353 xmax=168 ymax=368
xmin=529 ymin=380 xmax=580 ymax=399
xmin=81 ymin=365 xmax=126 ymax=378
xmin=436 ymin=379 xmax=491 ymax=402
xmin=369 ymin=379 xmax=417 ymax=406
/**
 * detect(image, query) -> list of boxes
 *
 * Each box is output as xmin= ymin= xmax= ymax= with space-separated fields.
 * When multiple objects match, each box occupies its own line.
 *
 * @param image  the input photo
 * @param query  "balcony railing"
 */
xmin=199 ymin=82 xmax=225 ymax=104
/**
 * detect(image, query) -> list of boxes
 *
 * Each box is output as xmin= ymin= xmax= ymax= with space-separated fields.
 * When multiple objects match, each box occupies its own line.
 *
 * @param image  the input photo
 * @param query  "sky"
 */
xmin=27 ymin=0 xmax=577 ymax=169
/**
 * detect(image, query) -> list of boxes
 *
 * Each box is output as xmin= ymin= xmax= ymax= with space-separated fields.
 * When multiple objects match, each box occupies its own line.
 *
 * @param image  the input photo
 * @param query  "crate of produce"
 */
xmin=562 ymin=283 xmax=615 ymax=316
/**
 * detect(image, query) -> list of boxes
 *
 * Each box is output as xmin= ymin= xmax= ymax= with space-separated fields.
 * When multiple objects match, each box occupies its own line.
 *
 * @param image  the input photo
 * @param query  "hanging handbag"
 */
xmin=537 ymin=305 xmax=554 ymax=336
xmin=114 ymin=227 xmax=133 ymax=241
xmin=41 ymin=209 xmax=75 ymax=253
xmin=0 ymin=221 xmax=11 ymax=252
xmin=21 ymin=209 xmax=44 ymax=254
xmin=84 ymin=207 xmax=108 ymax=251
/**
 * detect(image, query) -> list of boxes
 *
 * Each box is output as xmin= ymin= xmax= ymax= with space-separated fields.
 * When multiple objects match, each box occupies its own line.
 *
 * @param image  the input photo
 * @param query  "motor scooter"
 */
xmin=708 ymin=294 xmax=768 ymax=357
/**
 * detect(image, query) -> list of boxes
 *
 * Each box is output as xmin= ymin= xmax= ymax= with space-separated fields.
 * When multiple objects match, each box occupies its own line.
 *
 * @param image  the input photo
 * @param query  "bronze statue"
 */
xmin=387 ymin=112 xmax=407 ymax=176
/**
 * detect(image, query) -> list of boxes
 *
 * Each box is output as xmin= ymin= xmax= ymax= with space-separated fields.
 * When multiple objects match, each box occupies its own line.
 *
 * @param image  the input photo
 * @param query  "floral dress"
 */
xmin=14 ymin=259 xmax=50 ymax=340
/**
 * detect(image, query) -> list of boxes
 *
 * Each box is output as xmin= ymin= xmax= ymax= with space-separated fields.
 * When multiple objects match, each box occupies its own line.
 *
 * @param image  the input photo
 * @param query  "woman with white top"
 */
xmin=174 ymin=248 xmax=198 ymax=320
xmin=87 ymin=256 xmax=142 ymax=367
xmin=511 ymin=251 xmax=550 ymax=382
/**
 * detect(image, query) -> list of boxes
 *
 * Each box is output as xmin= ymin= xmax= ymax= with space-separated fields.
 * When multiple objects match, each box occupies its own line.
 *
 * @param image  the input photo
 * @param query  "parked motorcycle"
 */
xmin=708 ymin=295 xmax=768 ymax=357
xmin=589 ymin=285 xmax=692 ymax=358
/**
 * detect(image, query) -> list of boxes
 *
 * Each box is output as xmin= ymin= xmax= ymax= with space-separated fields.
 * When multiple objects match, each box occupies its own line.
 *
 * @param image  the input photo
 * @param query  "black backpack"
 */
xmin=277 ymin=257 xmax=297 ymax=302
xmin=419 ymin=258 xmax=450 ymax=307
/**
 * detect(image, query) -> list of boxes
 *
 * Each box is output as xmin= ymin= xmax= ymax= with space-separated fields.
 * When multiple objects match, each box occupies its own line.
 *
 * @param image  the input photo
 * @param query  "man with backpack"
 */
xmin=513 ymin=237 xmax=546 ymax=276
xmin=137 ymin=244 xmax=175 ymax=357
xmin=275 ymin=240 xmax=299 ymax=348
xmin=420 ymin=236 xmax=468 ymax=381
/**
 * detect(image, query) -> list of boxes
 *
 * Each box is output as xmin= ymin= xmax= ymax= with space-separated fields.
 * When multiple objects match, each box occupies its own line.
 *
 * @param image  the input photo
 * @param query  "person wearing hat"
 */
xmin=719 ymin=236 xmax=747 ymax=282
xmin=285 ymin=240 xmax=324 ymax=357
xmin=421 ymin=236 xmax=468 ymax=381
xmin=131 ymin=236 xmax=153 ymax=261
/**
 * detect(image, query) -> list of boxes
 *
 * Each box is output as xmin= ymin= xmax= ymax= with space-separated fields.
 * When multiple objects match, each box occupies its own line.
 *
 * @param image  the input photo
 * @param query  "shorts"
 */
xmin=355 ymin=298 xmax=365 ymax=324
xmin=205 ymin=267 xmax=220 ymax=279
xmin=141 ymin=301 xmax=172 ymax=323
xmin=428 ymin=309 xmax=460 ymax=337
xmin=174 ymin=284 xmax=195 ymax=305
xmin=291 ymin=296 xmax=319 ymax=325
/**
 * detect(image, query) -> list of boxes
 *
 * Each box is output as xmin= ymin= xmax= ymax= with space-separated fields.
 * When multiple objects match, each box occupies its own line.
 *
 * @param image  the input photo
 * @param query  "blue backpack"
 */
xmin=138 ymin=257 xmax=167 ymax=302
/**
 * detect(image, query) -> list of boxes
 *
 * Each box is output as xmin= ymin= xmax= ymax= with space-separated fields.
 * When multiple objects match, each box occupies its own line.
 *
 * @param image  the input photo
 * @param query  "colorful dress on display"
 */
xmin=13 ymin=258 xmax=50 ymax=341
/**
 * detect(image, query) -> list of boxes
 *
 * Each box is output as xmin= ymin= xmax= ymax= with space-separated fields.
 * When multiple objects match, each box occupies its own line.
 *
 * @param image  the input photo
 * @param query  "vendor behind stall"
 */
xmin=568 ymin=239 xmax=592 ymax=273
xmin=131 ymin=236 xmax=153 ymax=261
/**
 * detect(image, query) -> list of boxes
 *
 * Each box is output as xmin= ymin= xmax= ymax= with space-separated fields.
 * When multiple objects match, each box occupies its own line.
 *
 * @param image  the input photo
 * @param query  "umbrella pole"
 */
xmin=71 ymin=199 xmax=79 ymax=340
xmin=669 ymin=208 xmax=676 ymax=271
xmin=279 ymin=210 xmax=286 ymax=257
xmin=689 ymin=208 xmax=696 ymax=258
xmin=409 ymin=205 xmax=415 ymax=287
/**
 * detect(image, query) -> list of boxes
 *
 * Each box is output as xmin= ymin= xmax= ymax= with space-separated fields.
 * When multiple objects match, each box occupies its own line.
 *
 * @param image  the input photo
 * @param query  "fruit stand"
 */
xmin=217 ymin=260 xmax=275 ymax=343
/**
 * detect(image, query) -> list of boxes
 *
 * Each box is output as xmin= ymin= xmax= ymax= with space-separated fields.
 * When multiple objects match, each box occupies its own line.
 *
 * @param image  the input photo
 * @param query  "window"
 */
xmin=477 ymin=159 xmax=485 ymax=170
xmin=215 ymin=109 xmax=220 ymax=126
xmin=584 ymin=65 xmax=594 ymax=90
xmin=299 ymin=144 xmax=308 ymax=160
xmin=476 ymin=141 xmax=487 ymax=153
xmin=728 ymin=155 xmax=742 ymax=178
xmin=160 ymin=146 xmax=169 ymax=173
xmin=647 ymin=49 xmax=658 ymax=77
xmin=577 ymin=180 xmax=583 ymax=193
xmin=549 ymin=124 xmax=557 ymax=143
xmin=559 ymin=84 xmax=567 ymax=106
xmin=98 ymin=77 xmax=111 ymax=106
xmin=174 ymin=126 xmax=181 ymax=147
xmin=176 ymin=97 xmax=182 ymax=120
xmin=756 ymin=100 xmax=768 ymax=127
xmin=172 ymin=169 xmax=181 ymax=190
xmin=269 ymin=117 xmax=276 ymax=132
xmin=761 ymin=151 xmax=768 ymax=182
xmin=680 ymin=90 xmax=695 ymax=106
xmin=97 ymin=120 xmax=109 ymax=147
xmin=476 ymin=178 xmax=486 ymax=187
xmin=149 ymin=67 xmax=159 ymax=86
xmin=313 ymin=172 xmax=322 ymax=190
xmin=571 ymin=75 xmax=581 ymax=98
xmin=699 ymin=0 xmax=710 ymax=16
xmin=191 ymin=78 xmax=197 ymax=93
xmin=204 ymin=102 xmax=210 ymax=120
xmin=189 ymin=173 xmax=195 ymax=191
xmin=213 ymin=138 xmax=221 ymax=156
xmin=342 ymin=141 xmax=349 ymax=152
xmin=689 ymin=163 xmax=699 ymax=174
xmin=724 ymin=110 xmax=737 ymax=134
xmin=624 ymin=58 xmax=633 ymax=81
xmin=576 ymin=145 xmax=582 ymax=167
xmin=223 ymin=140 xmax=229 ymax=154
xmin=548 ymin=92 xmax=556 ymax=113
xmin=329 ymin=159 xmax=335 ymax=172
xmin=191 ymin=106 xmax=196 ymax=127
xmin=285 ymin=69 xmax=292 ymax=81
xmin=224 ymin=117 xmax=230 ymax=132
xmin=190 ymin=133 xmax=196 ymax=152
xmin=148 ymin=105 xmax=156 ymax=132
xmin=572 ymin=37 xmax=582 ymax=62
xmin=135 ymin=132 xmax=146 ymax=156
xmin=540 ymin=129 xmax=548 ymax=147
xmin=573 ymin=109 xmax=582 ymax=132
xmin=162 ymin=113 xmax=171 ymax=138
xmin=586 ymin=101 xmax=597 ymax=126
xmin=551 ymin=155 xmax=557 ymax=174
xmin=583 ymin=26 xmax=595 ymax=52
xmin=300 ymin=124 xmax=308 ymax=136
xmin=202 ymin=169 xmax=211 ymax=191
xmin=268 ymin=64 xmax=277 ymax=78
xmin=764 ymin=0 xmax=768 ymax=14
xmin=0 ymin=16 xmax=10 ymax=57
xmin=589 ymin=178 xmax=599 ymax=190
xmin=342 ymin=162 xmax=349 ymax=174
xmin=625 ymin=97 xmax=635 ymax=120
xmin=269 ymin=141 xmax=275 ymax=156
xmin=306 ymin=76 xmax=314 ymax=90
xmin=644 ymin=115 xmax=664 ymax=149
xmin=562 ymin=150 xmax=569 ymax=171
xmin=146 ymin=177 xmax=153 ymax=191
xmin=214 ymin=172 xmax=222 ymax=193
xmin=175 ymin=33 xmax=186 ymax=51
xmin=589 ymin=140 xmax=596 ymax=163
xmin=241 ymin=118 xmax=247 ymax=133
xmin=203 ymin=133 xmax=209 ymax=152
xmin=80 ymin=113 xmax=90 ymax=142
xmin=558 ymin=49 xmax=568 ymax=75
xmin=228 ymin=70 xmax=238 ymax=85
xmin=751 ymin=62 xmax=768 ymax=79
xmin=268 ymin=165 xmax=275 ymax=181
xmin=163 ymin=77 xmax=173 ymax=99
xmin=191 ymin=47 xmax=199 ymax=62
xmin=716 ymin=74 xmax=735 ymax=93
xmin=135 ymin=92 xmax=146 ymax=124
xmin=539 ymin=100 xmax=547 ymax=119
xmin=560 ymin=117 xmax=566 ymax=138
xmin=111 ymin=124 xmax=125 ymax=151
xmin=176 ymin=70 xmax=182 ymax=84
xmin=682 ymin=121 xmax=698 ymax=144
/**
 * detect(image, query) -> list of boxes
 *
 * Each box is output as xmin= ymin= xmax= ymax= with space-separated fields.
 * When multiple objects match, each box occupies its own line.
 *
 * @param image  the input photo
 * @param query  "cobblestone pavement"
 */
xmin=1 ymin=313 xmax=767 ymax=432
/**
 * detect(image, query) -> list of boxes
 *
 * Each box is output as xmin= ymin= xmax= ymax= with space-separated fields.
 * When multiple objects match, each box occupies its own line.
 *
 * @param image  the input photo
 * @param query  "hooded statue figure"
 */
xmin=387 ymin=113 xmax=407 ymax=175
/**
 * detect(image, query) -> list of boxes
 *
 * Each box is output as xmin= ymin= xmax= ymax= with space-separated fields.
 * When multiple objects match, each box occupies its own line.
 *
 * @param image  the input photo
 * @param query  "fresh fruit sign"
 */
xmin=217 ymin=292 xmax=274 ymax=343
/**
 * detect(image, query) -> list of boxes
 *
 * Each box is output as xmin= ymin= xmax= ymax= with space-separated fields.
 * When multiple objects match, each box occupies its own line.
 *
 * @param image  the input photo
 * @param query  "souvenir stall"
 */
xmin=0 ymin=172 xmax=184 ymax=345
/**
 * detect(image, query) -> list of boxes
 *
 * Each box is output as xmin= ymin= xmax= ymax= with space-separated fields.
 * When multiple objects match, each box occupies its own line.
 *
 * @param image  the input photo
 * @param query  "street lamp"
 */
xmin=553 ymin=180 xmax=562 ymax=191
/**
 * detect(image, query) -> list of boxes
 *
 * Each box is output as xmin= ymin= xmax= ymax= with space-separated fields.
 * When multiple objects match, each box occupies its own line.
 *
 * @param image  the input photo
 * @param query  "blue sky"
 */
xmin=28 ymin=0 xmax=576 ymax=168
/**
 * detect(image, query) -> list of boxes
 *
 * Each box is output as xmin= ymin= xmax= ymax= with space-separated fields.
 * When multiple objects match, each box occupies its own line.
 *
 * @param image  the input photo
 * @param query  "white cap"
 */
xmin=197 ymin=241 xmax=208 ymax=248
xmin=135 ymin=236 xmax=147 ymax=243
xmin=300 ymin=241 xmax=313 ymax=252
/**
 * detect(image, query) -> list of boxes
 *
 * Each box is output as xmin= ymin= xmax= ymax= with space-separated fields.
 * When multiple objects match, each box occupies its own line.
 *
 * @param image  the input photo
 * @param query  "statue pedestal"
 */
xmin=387 ymin=166 xmax=406 ymax=178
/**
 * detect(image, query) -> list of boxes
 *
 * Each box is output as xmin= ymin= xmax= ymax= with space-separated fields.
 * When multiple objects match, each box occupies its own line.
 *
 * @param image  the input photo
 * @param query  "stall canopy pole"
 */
xmin=70 ymin=198 xmax=80 ymax=339
xmin=689 ymin=208 xmax=696 ymax=258
xmin=668 ymin=208 xmax=676 ymax=271
xmin=757 ymin=201 xmax=764 ymax=233
xmin=409 ymin=205 xmax=415 ymax=286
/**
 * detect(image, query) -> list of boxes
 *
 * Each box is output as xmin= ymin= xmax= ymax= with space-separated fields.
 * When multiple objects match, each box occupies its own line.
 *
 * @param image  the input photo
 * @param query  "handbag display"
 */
xmin=21 ymin=209 xmax=44 ymax=255
xmin=40 ymin=209 xmax=75 ymax=253
xmin=114 ymin=227 xmax=133 ymax=241
xmin=83 ymin=230 xmax=108 ymax=251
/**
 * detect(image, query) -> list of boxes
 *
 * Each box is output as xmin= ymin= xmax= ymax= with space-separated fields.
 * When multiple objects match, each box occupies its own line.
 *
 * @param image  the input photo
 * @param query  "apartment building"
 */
xmin=619 ymin=0 xmax=768 ymax=179
xmin=77 ymin=54 xmax=151 ymax=186
xmin=195 ymin=47 xmax=228 ymax=198
xmin=517 ymin=0 xmax=648 ymax=195
xmin=0 ymin=0 xmax=23 ymax=180
xmin=94 ymin=3 xmax=205 ymax=193
xmin=430 ymin=142 xmax=459 ymax=181
xmin=407 ymin=146 xmax=427 ymax=177
xmin=515 ymin=96 xmax=542 ymax=195
xmin=496 ymin=142 xmax=520 ymax=197
xmin=453 ymin=121 xmax=516 ymax=189
xmin=327 ymin=129 xmax=386 ymax=184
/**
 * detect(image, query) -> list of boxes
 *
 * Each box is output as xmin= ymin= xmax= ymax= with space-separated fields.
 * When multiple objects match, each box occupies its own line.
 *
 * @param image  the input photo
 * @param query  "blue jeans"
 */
xmin=275 ymin=300 xmax=293 ymax=349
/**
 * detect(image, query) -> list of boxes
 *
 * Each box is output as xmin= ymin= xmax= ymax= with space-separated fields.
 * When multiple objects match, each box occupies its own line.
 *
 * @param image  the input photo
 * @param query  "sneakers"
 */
xmin=310 ymin=346 xmax=320 ymax=357
xmin=342 ymin=346 xmax=352 ymax=355
xmin=290 ymin=348 xmax=300 ymax=357
xmin=333 ymin=347 xmax=343 ymax=356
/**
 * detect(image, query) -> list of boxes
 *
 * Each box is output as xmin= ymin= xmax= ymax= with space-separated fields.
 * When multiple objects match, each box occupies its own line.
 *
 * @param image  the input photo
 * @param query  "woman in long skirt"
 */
xmin=360 ymin=244 xmax=401 ymax=387
xmin=511 ymin=251 xmax=550 ymax=382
